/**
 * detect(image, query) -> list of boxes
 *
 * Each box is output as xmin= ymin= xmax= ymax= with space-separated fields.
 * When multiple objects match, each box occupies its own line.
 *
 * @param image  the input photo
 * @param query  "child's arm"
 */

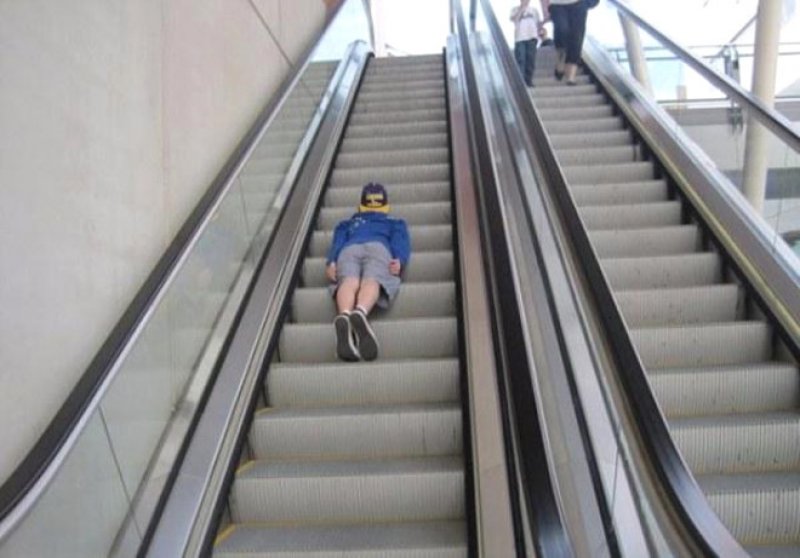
xmin=390 ymin=219 xmax=411 ymax=269
xmin=326 ymin=220 xmax=349 ymax=266
xmin=510 ymin=6 xmax=521 ymax=22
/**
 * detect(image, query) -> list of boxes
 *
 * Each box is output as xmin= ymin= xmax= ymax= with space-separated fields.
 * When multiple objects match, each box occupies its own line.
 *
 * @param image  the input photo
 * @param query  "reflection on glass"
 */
xmin=0 ymin=0 xmax=372 ymax=555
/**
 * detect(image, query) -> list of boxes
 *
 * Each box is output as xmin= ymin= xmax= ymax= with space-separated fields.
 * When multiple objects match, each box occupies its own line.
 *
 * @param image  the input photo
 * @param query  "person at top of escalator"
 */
xmin=325 ymin=182 xmax=410 ymax=362
xmin=510 ymin=0 xmax=542 ymax=88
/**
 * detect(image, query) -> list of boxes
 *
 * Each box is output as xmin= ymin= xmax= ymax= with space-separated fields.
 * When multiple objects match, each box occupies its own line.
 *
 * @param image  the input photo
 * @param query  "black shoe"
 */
xmin=554 ymin=69 xmax=564 ymax=81
xmin=334 ymin=313 xmax=360 ymax=361
xmin=350 ymin=309 xmax=379 ymax=361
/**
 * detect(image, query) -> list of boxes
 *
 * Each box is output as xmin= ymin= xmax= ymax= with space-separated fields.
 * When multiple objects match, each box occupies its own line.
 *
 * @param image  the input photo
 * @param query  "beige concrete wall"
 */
xmin=0 ymin=0 xmax=326 ymax=484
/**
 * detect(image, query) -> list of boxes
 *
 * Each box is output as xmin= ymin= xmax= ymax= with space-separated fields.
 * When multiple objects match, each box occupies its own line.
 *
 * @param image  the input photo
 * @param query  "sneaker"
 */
xmin=349 ymin=308 xmax=379 ymax=361
xmin=334 ymin=312 xmax=360 ymax=361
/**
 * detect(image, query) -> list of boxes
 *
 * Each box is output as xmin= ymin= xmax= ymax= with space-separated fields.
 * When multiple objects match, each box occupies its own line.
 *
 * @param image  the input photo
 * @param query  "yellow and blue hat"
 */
xmin=359 ymin=182 xmax=390 ymax=213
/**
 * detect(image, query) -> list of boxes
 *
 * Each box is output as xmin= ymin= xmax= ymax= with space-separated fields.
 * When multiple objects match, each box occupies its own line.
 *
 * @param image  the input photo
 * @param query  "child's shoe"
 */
xmin=334 ymin=311 xmax=360 ymax=361
xmin=350 ymin=307 xmax=379 ymax=361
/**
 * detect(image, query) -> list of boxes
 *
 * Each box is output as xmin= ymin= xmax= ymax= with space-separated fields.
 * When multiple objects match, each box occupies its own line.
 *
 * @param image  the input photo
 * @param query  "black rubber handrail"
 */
xmin=0 ymin=0 xmax=348 ymax=529
xmin=608 ymin=0 xmax=800 ymax=154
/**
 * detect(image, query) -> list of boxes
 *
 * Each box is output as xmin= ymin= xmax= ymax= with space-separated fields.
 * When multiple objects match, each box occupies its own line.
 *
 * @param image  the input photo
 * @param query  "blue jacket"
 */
xmin=326 ymin=211 xmax=411 ymax=266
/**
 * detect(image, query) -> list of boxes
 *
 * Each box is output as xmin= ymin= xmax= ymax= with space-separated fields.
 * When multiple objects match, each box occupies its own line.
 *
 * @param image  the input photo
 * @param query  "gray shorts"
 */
xmin=329 ymin=241 xmax=401 ymax=309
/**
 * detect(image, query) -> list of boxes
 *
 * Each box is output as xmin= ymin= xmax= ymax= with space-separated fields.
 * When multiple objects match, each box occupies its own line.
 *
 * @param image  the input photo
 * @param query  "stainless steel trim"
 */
xmin=446 ymin=35 xmax=517 ymax=558
xmin=144 ymin=42 xmax=371 ymax=558
xmin=607 ymin=0 xmax=800 ymax=155
xmin=584 ymin=36 xmax=800 ymax=342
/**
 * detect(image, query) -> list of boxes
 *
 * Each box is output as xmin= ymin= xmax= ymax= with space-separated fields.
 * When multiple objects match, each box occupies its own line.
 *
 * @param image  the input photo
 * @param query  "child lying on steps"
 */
xmin=325 ymin=182 xmax=411 ymax=361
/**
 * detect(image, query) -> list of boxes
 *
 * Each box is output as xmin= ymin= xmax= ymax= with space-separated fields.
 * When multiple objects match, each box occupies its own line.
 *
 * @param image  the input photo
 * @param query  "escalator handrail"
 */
xmin=608 ymin=0 xmax=800 ymax=155
xmin=0 ymin=0 xmax=349 ymax=536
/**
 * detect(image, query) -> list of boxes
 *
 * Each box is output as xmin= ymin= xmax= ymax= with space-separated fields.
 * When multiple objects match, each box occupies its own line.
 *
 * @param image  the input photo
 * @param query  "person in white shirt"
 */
xmin=540 ymin=0 xmax=588 ymax=85
xmin=510 ymin=0 xmax=542 ymax=87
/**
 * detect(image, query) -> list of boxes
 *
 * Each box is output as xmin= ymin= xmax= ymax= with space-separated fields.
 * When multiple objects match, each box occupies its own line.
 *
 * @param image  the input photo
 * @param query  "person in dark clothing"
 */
xmin=541 ymin=0 xmax=588 ymax=85
xmin=325 ymin=182 xmax=410 ymax=362
xmin=511 ymin=0 xmax=542 ymax=87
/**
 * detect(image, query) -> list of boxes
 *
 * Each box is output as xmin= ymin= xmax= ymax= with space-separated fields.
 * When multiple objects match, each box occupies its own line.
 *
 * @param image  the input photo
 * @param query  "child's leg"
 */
xmin=336 ymin=276 xmax=360 ymax=314
xmin=525 ymin=40 xmax=537 ymax=86
xmin=355 ymin=278 xmax=381 ymax=315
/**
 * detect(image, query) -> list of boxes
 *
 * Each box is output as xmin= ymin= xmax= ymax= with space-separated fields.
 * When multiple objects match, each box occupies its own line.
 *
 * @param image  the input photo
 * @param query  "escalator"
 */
xmin=213 ymin=53 xmax=470 ymax=557
xmin=531 ymin=46 xmax=800 ymax=556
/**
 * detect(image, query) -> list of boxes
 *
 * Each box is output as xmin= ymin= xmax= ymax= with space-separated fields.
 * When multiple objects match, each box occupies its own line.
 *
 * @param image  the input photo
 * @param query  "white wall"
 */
xmin=0 ymin=0 xmax=326 ymax=485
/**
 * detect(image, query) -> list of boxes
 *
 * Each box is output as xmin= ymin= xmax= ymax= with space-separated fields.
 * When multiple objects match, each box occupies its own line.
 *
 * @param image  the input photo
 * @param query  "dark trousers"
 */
xmin=550 ymin=2 xmax=587 ymax=65
xmin=514 ymin=39 xmax=537 ymax=86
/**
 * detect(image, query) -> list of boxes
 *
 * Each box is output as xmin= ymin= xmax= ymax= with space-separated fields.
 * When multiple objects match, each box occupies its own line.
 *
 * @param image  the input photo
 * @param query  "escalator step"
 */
xmin=279 ymin=317 xmax=458 ymax=363
xmin=292 ymin=282 xmax=456 ymax=322
xmin=590 ymin=225 xmax=699 ymax=258
xmin=359 ymin=79 xmax=446 ymax=95
xmin=615 ymin=284 xmax=739 ymax=326
xmin=324 ymin=182 xmax=450 ymax=207
xmin=231 ymin=455 xmax=465 ymax=523
xmin=564 ymin=161 xmax=654 ymax=185
xmin=549 ymin=130 xmax=632 ymax=149
xmin=650 ymin=363 xmax=800 ymax=417
xmin=532 ymin=83 xmax=597 ymax=97
xmin=250 ymin=403 xmax=462 ymax=459
xmin=534 ymin=93 xmax=607 ymax=109
xmin=267 ymin=358 xmax=460 ymax=407
xmin=556 ymin=144 xmax=639 ymax=165
xmin=335 ymin=147 xmax=450 ymax=168
xmin=538 ymin=104 xmax=614 ymax=121
xmin=630 ymin=321 xmax=771 ymax=369
xmin=602 ymin=253 xmax=721 ymax=290
xmin=533 ymin=73 xmax=592 ymax=87
xmin=330 ymin=163 xmax=450 ymax=187
xmin=349 ymin=108 xmax=447 ymax=127
xmin=579 ymin=201 xmax=682 ymax=230
xmin=303 ymin=251 xmax=454 ymax=287
xmin=340 ymin=132 xmax=449 ymax=153
xmin=353 ymin=97 xmax=445 ymax=114
xmin=544 ymin=117 xmax=624 ymax=134
xmin=214 ymin=520 xmax=467 ymax=558
xmin=356 ymin=87 xmax=446 ymax=104
xmin=570 ymin=180 xmax=668 ymax=206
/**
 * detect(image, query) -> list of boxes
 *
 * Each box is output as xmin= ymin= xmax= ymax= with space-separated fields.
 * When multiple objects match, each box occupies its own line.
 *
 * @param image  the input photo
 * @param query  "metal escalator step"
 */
xmin=533 ymin=74 xmax=592 ymax=87
xmin=310 ymin=224 xmax=451 ymax=256
xmin=630 ymin=321 xmax=772 ymax=369
xmin=214 ymin=520 xmax=467 ymax=557
xmin=556 ymin=145 xmax=639 ymax=165
xmin=534 ymin=93 xmax=607 ymax=109
xmin=564 ymin=161 xmax=654 ymax=185
xmin=359 ymin=79 xmax=446 ymax=94
xmin=357 ymin=87 xmax=446 ymax=104
xmin=340 ymin=133 xmax=448 ymax=154
xmin=353 ymin=97 xmax=444 ymax=114
xmin=279 ymin=317 xmax=458 ymax=363
xmin=303 ymin=252 xmax=454 ymax=287
xmin=670 ymin=412 xmax=800 ymax=474
xmin=602 ymin=253 xmax=721 ymax=290
xmin=232 ymin=455 xmax=465 ymax=523
xmin=571 ymin=180 xmax=668 ymax=206
xmin=292 ymin=282 xmax=456 ymax=322
xmin=579 ymin=201 xmax=682 ymax=230
xmin=590 ymin=225 xmax=699 ymax=258
xmin=364 ymin=69 xmax=443 ymax=83
xmin=650 ymin=363 xmax=800 ymax=417
xmin=330 ymin=163 xmax=449 ymax=188
xmin=349 ymin=108 xmax=447 ymax=127
xmin=324 ymin=182 xmax=450 ymax=208
xmin=615 ymin=284 xmax=739 ymax=326
xmin=335 ymin=147 xmax=450 ymax=169
xmin=250 ymin=403 xmax=462 ymax=459
xmin=550 ymin=130 xmax=632 ymax=150
xmin=745 ymin=544 xmax=800 ymax=558
xmin=267 ymin=358 xmax=460 ymax=407
xmin=544 ymin=117 xmax=624 ymax=134
xmin=698 ymin=472 xmax=800 ymax=545
xmin=538 ymin=104 xmax=613 ymax=121
xmin=317 ymin=202 xmax=451 ymax=229
xmin=345 ymin=120 xmax=448 ymax=139
xmin=532 ymin=83 xmax=597 ymax=97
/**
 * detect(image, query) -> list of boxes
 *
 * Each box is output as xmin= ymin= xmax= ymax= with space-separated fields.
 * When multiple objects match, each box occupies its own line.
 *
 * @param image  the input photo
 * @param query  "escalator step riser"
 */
xmin=556 ymin=145 xmax=639 ymax=165
xmin=630 ymin=322 xmax=772 ymax=369
xmin=335 ymin=148 xmax=450 ymax=169
xmin=364 ymin=70 xmax=443 ymax=83
xmin=303 ymin=252 xmax=454 ymax=287
xmin=602 ymin=253 xmax=722 ymax=290
xmin=590 ymin=226 xmax=699 ymax=258
xmin=671 ymin=414 xmax=800 ymax=474
xmin=544 ymin=118 xmax=624 ymax=134
xmin=317 ymin=203 xmax=451 ymax=229
xmin=267 ymin=359 xmax=461 ymax=407
xmin=232 ymin=459 xmax=465 ymax=523
xmin=279 ymin=318 xmax=458 ymax=363
xmin=345 ymin=121 xmax=448 ymax=139
xmin=214 ymin=521 xmax=467 ymax=557
xmin=580 ymin=202 xmax=682 ymax=230
xmin=310 ymin=224 xmax=452 ymax=256
xmin=250 ymin=404 xmax=462 ymax=459
xmin=564 ymin=161 xmax=654 ymax=185
xmin=701 ymin=475 xmax=800 ymax=544
xmin=357 ymin=87 xmax=446 ymax=104
xmin=349 ymin=109 xmax=447 ymax=127
xmin=354 ymin=97 xmax=445 ymax=114
xmin=538 ymin=105 xmax=613 ymax=121
xmin=359 ymin=80 xmax=446 ymax=94
xmin=324 ymin=182 xmax=450 ymax=208
xmin=534 ymin=94 xmax=607 ymax=109
xmin=532 ymin=83 xmax=598 ymax=97
xmin=571 ymin=180 xmax=668 ymax=206
xmin=615 ymin=284 xmax=739 ymax=327
xmin=550 ymin=130 xmax=632 ymax=150
xmin=340 ymin=133 xmax=449 ymax=154
xmin=533 ymin=74 xmax=592 ymax=87
xmin=292 ymin=282 xmax=456 ymax=323
xmin=651 ymin=364 xmax=800 ymax=417
xmin=330 ymin=164 xmax=450 ymax=188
